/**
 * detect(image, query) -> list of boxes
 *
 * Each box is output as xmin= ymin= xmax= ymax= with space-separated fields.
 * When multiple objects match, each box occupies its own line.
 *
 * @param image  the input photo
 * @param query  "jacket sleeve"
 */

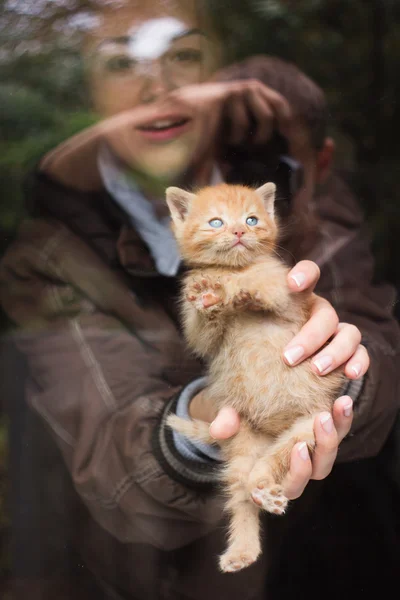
xmin=0 ymin=219 xmax=223 ymax=551
xmin=312 ymin=180 xmax=400 ymax=462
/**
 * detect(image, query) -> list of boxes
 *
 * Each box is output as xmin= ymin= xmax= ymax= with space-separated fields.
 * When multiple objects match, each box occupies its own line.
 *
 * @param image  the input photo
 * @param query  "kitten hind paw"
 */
xmin=250 ymin=484 xmax=288 ymax=515
xmin=219 ymin=547 xmax=260 ymax=573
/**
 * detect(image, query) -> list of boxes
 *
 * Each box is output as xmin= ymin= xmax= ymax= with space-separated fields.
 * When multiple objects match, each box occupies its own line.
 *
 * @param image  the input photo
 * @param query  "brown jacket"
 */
xmin=1 ymin=167 xmax=399 ymax=599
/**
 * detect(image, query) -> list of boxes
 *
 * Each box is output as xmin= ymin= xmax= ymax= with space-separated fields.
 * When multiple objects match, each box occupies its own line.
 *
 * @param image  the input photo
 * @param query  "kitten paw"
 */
xmin=202 ymin=291 xmax=222 ymax=308
xmin=219 ymin=548 xmax=260 ymax=573
xmin=250 ymin=484 xmax=288 ymax=515
xmin=232 ymin=289 xmax=265 ymax=311
xmin=186 ymin=277 xmax=225 ymax=315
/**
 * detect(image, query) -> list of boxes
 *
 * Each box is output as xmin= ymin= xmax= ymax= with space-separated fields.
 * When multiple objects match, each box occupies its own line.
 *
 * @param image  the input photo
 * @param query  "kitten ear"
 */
xmin=256 ymin=182 xmax=276 ymax=219
xmin=166 ymin=187 xmax=196 ymax=223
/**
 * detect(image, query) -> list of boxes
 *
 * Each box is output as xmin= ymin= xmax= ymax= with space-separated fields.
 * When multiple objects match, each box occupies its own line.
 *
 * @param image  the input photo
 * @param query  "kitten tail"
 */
xmin=167 ymin=414 xmax=216 ymax=445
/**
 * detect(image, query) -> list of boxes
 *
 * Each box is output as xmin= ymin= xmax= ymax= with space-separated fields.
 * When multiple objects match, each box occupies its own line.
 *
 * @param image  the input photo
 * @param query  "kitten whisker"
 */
xmin=273 ymin=244 xmax=297 ymax=265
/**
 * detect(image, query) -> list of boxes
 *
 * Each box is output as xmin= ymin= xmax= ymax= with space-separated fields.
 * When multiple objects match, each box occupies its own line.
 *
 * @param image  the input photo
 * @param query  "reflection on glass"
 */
xmin=0 ymin=2 xmax=400 ymax=600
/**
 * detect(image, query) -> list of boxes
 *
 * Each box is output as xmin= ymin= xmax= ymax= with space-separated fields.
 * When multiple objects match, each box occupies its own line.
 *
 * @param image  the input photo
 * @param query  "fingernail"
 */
xmin=313 ymin=355 xmax=333 ymax=374
xmin=298 ymin=441 xmax=309 ymax=461
xmin=209 ymin=421 xmax=217 ymax=439
xmin=343 ymin=400 xmax=353 ymax=417
xmin=351 ymin=363 xmax=361 ymax=378
xmin=290 ymin=272 xmax=306 ymax=288
xmin=284 ymin=345 xmax=304 ymax=365
xmin=320 ymin=413 xmax=333 ymax=434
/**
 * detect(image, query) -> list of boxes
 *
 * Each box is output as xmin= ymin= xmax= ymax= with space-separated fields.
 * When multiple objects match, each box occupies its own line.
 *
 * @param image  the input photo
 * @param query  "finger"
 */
xmin=257 ymin=85 xmax=293 ymax=131
xmin=310 ymin=412 xmax=339 ymax=481
xmin=283 ymin=296 xmax=339 ymax=366
xmin=226 ymin=96 xmax=250 ymax=145
xmin=344 ymin=344 xmax=369 ymax=380
xmin=282 ymin=441 xmax=312 ymax=500
xmin=209 ymin=406 xmax=240 ymax=440
xmin=332 ymin=395 xmax=353 ymax=443
xmin=311 ymin=323 xmax=362 ymax=376
xmin=287 ymin=260 xmax=320 ymax=292
xmin=244 ymin=89 xmax=274 ymax=144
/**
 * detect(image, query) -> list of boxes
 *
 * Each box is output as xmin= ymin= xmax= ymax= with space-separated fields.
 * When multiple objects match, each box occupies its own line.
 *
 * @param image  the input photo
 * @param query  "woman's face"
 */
xmin=86 ymin=2 xmax=220 ymax=179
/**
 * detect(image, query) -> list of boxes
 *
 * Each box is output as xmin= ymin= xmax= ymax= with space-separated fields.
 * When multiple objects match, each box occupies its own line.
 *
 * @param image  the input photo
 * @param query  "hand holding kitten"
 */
xmin=191 ymin=259 xmax=367 ymax=495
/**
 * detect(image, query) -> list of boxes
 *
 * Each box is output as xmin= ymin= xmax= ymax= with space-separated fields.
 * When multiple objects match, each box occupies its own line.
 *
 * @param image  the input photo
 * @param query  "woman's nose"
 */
xmin=139 ymin=60 xmax=176 ymax=104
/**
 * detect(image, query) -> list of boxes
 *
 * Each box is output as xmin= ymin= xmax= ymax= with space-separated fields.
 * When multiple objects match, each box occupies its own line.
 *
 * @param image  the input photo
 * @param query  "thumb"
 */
xmin=209 ymin=406 xmax=240 ymax=440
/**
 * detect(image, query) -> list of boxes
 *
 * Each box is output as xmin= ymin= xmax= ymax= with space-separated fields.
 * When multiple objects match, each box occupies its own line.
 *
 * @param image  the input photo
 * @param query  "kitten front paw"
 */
xmin=186 ymin=277 xmax=225 ymax=316
xmin=232 ymin=289 xmax=265 ymax=312
xmin=250 ymin=484 xmax=288 ymax=515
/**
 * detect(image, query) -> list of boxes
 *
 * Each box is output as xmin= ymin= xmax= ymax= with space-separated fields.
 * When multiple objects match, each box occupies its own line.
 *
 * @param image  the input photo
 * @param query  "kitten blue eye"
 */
xmin=246 ymin=216 xmax=258 ymax=226
xmin=209 ymin=218 xmax=223 ymax=228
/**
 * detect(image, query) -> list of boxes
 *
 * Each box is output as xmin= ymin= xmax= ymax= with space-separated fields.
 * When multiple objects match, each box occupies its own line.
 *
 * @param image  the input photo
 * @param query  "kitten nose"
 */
xmin=234 ymin=229 xmax=245 ymax=238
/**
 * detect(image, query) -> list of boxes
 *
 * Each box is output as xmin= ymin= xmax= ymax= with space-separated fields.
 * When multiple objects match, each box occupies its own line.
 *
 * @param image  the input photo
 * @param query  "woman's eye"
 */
xmin=170 ymin=49 xmax=203 ymax=64
xmin=105 ymin=55 xmax=135 ymax=73
xmin=209 ymin=218 xmax=223 ymax=228
xmin=246 ymin=216 xmax=258 ymax=226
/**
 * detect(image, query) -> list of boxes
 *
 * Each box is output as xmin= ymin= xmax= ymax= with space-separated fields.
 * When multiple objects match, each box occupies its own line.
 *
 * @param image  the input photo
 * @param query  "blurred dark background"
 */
xmin=0 ymin=0 xmax=399 ymax=594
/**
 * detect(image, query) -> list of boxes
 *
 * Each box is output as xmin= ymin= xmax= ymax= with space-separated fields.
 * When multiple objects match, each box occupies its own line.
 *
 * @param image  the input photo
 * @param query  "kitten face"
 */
xmin=166 ymin=183 xmax=278 ymax=267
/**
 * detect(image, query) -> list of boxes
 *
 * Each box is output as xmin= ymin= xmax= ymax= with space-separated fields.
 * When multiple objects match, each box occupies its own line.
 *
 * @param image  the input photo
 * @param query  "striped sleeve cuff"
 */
xmin=173 ymin=377 xmax=222 ymax=463
xmin=153 ymin=381 xmax=221 ymax=489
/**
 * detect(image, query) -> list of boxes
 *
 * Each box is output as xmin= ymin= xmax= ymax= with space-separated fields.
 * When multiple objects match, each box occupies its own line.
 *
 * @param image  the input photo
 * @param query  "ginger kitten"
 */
xmin=165 ymin=182 xmax=344 ymax=573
